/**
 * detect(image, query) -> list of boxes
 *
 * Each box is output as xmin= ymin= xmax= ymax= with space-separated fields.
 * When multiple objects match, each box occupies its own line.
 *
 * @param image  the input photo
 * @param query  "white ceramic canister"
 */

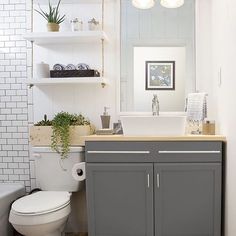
xmin=88 ymin=18 xmax=100 ymax=31
xmin=36 ymin=62 xmax=50 ymax=78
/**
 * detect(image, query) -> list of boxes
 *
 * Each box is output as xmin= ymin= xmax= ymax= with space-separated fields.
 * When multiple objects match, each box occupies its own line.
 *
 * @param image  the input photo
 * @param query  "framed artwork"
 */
xmin=145 ymin=61 xmax=175 ymax=90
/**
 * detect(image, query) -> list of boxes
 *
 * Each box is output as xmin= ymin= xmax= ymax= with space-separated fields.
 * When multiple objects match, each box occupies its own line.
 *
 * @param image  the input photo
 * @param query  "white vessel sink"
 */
xmin=120 ymin=116 xmax=186 ymax=136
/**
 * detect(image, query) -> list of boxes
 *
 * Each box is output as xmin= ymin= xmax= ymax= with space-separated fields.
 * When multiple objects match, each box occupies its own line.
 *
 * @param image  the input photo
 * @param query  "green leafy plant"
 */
xmin=35 ymin=114 xmax=53 ymax=126
xmin=35 ymin=0 xmax=66 ymax=24
xmin=50 ymin=112 xmax=91 ymax=159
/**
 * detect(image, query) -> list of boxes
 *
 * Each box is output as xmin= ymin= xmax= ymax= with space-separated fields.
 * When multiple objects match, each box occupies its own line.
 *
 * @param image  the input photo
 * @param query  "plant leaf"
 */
xmin=56 ymin=0 xmax=62 ymax=15
xmin=34 ymin=9 xmax=48 ymax=21
xmin=57 ymin=14 xmax=65 ymax=24
xmin=37 ymin=3 xmax=47 ymax=16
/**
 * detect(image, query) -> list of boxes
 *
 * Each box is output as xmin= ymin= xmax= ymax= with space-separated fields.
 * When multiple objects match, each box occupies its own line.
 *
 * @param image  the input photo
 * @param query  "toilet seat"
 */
xmin=11 ymin=191 xmax=71 ymax=216
xmin=9 ymin=202 xmax=71 ymax=228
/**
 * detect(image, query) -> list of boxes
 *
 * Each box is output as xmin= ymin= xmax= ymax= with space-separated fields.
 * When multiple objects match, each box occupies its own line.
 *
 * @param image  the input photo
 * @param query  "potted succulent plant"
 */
xmin=35 ymin=0 xmax=66 ymax=32
xmin=30 ymin=112 xmax=93 ymax=159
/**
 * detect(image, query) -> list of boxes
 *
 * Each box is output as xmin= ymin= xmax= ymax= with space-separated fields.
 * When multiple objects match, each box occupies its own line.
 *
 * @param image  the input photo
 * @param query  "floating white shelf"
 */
xmin=24 ymin=31 xmax=108 ymax=45
xmin=26 ymin=77 xmax=109 ymax=87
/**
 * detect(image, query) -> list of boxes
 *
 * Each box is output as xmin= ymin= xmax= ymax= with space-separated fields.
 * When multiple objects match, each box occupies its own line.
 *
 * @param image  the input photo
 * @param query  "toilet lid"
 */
xmin=12 ymin=191 xmax=71 ymax=215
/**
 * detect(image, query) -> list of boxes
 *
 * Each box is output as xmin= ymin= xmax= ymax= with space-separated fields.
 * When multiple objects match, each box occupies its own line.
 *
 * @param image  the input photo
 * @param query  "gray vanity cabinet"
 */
xmin=86 ymin=141 xmax=223 ymax=236
xmin=154 ymin=163 xmax=222 ymax=236
xmin=86 ymin=163 xmax=154 ymax=236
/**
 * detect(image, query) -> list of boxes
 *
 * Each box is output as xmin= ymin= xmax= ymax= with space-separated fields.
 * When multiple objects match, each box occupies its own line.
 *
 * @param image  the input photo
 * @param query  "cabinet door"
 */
xmin=86 ymin=163 xmax=154 ymax=236
xmin=154 ymin=163 xmax=222 ymax=236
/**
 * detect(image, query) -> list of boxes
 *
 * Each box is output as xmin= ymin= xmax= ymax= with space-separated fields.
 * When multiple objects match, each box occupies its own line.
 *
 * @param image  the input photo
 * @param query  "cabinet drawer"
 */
xmin=86 ymin=141 xmax=155 ymax=162
xmin=86 ymin=141 xmax=223 ymax=163
xmin=155 ymin=142 xmax=222 ymax=163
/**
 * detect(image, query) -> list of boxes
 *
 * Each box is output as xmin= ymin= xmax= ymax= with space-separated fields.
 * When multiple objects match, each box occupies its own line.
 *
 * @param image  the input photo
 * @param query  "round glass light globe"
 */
xmin=160 ymin=0 xmax=184 ymax=8
xmin=132 ymin=0 xmax=155 ymax=9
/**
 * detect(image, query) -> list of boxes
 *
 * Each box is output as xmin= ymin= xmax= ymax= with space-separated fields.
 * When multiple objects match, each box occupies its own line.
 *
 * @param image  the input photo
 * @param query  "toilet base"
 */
xmin=12 ymin=216 xmax=68 ymax=236
xmin=9 ymin=200 xmax=71 ymax=236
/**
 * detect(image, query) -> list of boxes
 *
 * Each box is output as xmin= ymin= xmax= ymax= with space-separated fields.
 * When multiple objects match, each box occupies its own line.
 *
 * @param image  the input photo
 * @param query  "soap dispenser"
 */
xmin=101 ymin=107 xmax=110 ymax=129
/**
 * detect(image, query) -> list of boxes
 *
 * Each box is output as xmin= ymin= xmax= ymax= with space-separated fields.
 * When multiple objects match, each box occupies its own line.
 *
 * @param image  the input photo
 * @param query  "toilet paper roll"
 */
xmin=72 ymin=162 xmax=86 ymax=181
xmin=36 ymin=62 xmax=50 ymax=78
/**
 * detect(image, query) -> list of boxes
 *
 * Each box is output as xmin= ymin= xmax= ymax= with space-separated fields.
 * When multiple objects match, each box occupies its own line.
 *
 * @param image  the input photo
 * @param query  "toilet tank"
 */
xmin=32 ymin=147 xmax=85 ymax=192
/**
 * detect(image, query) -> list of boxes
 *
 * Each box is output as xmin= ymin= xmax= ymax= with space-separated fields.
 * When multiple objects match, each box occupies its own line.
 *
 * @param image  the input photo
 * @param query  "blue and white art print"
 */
xmin=145 ymin=61 xmax=175 ymax=90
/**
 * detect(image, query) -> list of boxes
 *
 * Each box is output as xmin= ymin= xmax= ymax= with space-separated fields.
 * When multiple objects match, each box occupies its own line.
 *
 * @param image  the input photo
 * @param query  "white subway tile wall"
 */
xmin=0 ymin=0 xmax=32 ymax=192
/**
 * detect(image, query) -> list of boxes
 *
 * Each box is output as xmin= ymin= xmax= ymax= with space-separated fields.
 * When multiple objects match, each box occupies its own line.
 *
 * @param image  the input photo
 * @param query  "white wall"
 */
xmin=196 ymin=2 xmax=236 ymax=234
xmin=133 ymin=47 xmax=186 ymax=112
xmin=210 ymin=0 xmax=236 ymax=235
xmin=195 ymin=0 xmax=215 ymax=118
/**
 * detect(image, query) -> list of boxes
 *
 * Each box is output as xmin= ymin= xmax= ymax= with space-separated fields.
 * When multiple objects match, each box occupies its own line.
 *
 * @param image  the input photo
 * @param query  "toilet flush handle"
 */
xmin=33 ymin=153 xmax=41 ymax=158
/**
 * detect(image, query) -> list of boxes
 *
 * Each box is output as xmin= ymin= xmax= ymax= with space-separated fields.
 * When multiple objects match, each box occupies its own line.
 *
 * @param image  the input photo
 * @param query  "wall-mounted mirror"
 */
xmin=120 ymin=0 xmax=196 ymax=113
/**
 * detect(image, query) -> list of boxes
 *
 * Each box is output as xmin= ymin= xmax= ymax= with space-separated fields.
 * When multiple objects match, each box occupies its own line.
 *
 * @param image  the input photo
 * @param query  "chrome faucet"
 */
xmin=152 ymin=94 xmax=160 ymax=116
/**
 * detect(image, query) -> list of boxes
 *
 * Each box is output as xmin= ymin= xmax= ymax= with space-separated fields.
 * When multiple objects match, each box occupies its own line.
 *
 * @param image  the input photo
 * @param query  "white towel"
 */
xmin=186 ymin=93 xmax=207 ymax=121
xmin=53 ymin=64 xmax=65 ymax=71
xmin=65 ymin=64 xmax=76 ymax=70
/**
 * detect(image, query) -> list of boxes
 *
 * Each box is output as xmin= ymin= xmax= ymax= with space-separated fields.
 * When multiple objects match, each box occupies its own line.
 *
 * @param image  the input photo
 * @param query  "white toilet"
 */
xmin=9 ymin=146 xmax=85 ymax=236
